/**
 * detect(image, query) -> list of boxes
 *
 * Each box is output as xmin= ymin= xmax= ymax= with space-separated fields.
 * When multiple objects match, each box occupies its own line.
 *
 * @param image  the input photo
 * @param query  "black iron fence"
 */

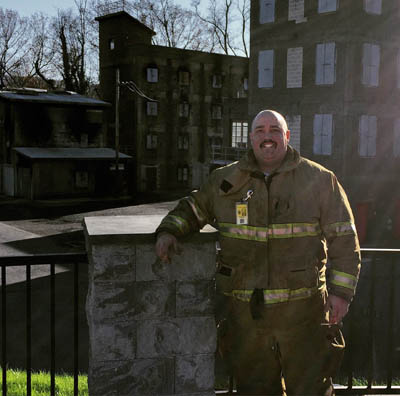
xmin=0 ymin=253 xmax=87 ymax=396
xmin=0 ymin=249 xmax=399 ymax=395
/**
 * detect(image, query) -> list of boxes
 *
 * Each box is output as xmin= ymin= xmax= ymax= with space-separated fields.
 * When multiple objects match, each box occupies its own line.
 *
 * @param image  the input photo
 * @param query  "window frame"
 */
xmin=258 ymin=49 xmax=274 ymax=88
xmin=146 ymin=101 xmax=158 ymax=116
xmin=212 ymin=104 xmax=222 ymax=120
xmin=146 ymin=133 xmax=158 ymax=150
xmin=318 ymin=0 xmax=338 ymax=13
xmin=178 ymin=70 xmax=190 ymax=86
xmin=231 ymin=121 xmax=248 ymax=148
xmin=315 ymin=42 xmax=336 ymax=85
xmin=364 ymin=0 xmax=382 ymax=15
xmin=259 ymin=0 xmax=275 ymax=24
xmin=146 ymin=67 xmax=158 ymax=83
xmin=313 ymin=114 xmax=333 ymax=155
xmin=362 ymin=43 xmax=380 ymax=87
xmin=358 ymin=115 xmax=377 ymax=157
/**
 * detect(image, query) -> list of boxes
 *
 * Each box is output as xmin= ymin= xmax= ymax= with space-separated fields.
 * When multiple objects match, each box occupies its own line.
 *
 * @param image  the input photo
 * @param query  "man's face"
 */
xmin=250 ymin=114 xmax=290 ymax=172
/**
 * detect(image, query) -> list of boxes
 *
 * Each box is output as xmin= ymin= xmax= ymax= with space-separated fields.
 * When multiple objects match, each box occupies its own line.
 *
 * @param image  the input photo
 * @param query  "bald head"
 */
xmin=251 ymin=110 xmax=288 ymax=133
xmin=249 ymin=109 xmax=290 ymax=173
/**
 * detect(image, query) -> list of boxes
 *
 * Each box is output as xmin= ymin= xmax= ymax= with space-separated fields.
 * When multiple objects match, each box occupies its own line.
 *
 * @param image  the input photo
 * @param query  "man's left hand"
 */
xmin=326 ymin=294 xmax=350 ymax=324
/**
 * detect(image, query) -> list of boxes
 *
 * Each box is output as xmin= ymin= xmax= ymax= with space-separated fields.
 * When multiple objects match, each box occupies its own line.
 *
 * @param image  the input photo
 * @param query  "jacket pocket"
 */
xmin=287 ymin=258 xmax=319 ymax=290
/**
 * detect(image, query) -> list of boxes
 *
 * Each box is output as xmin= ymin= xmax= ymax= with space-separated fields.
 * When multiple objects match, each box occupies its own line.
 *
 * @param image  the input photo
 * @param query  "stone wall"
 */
xmin=84 ymin=215 xmax=218 ymax=396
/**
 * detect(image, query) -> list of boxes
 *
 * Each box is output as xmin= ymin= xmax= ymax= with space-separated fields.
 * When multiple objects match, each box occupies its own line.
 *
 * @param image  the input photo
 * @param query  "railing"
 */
xmin=210 ymin=146 xmax=247 ymax=164
xmin=1 ymin=249 xmax=399 ymax=395
xmin=0 ymin=253 xmax=88 ymax=396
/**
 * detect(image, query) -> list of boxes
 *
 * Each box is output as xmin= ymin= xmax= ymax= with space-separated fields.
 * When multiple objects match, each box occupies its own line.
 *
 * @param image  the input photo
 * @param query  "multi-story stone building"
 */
xmin=249 ymin=0 xmax=400 ymax=244
xmin=96 ymin=10 xmax=249 ymax=194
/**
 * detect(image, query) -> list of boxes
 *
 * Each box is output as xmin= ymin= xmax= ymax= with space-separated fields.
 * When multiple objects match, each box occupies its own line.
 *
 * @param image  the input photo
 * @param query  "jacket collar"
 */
xmin=219 ymin=145 xmax=300 ymax=195
xmin=238 ymin=145 xmax=301 ymax=175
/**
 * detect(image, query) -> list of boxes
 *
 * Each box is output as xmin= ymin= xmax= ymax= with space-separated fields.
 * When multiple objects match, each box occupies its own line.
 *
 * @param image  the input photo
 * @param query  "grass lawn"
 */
xmin=0 ymin=368 xmax=88 ymax=396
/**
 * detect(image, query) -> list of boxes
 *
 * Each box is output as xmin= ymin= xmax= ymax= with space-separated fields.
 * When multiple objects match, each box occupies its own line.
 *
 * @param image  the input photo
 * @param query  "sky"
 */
xmin=1 ymin=0 xmax=197 ymax=17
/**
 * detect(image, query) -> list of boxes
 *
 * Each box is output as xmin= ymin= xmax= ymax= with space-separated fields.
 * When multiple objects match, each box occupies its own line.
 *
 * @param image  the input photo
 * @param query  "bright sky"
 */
xmin=1 ymin=0 xmax=197 ymax=17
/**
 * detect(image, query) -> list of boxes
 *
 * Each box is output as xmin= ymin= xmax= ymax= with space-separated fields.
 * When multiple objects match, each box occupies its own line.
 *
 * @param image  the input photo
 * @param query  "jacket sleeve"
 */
xmin=320 ymin=172 xmax=361 ymax=302
xmin=155 ymin=171 xmax=218 ymax=237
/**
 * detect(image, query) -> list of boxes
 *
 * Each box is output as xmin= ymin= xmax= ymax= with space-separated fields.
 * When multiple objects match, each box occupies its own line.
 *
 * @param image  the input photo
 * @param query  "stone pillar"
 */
xmin=84 ymin=215 xmax=218 ymax=396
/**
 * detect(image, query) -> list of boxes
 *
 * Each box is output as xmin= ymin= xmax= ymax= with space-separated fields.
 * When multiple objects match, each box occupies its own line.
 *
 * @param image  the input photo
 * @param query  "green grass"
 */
xmin=0 ymin=368 xmax=88 ymax=396
xmin=334 ymin=376 xmax=400 ymax=387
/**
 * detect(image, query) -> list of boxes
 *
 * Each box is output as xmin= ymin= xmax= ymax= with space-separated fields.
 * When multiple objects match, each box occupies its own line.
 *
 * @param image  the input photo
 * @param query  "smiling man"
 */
xmin=155 ymin=110 xmax=361 ymax=395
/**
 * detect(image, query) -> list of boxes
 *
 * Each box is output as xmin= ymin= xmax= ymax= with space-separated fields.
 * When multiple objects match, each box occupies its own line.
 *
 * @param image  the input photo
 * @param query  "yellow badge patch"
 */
xmin=236 ymin=202 xmax=248 ymax=225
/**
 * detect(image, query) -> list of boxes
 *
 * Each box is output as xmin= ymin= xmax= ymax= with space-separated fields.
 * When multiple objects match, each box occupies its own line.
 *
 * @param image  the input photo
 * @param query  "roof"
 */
xmin=13 ymin=147 xmax=131 ymax=160
xmin=95 ymin=11 xmax=156 ymax=36
xmin=0 ymin=90 xmax=110 ymax=107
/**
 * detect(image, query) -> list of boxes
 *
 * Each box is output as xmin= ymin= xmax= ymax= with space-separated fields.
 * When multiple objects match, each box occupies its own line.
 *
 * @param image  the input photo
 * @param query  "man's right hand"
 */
xmin=155 ymin=232 xmax=182 ymax=264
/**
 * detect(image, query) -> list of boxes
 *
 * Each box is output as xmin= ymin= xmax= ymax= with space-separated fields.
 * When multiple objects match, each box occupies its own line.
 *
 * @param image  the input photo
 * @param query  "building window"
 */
xmin=178 ymin=70 xmax=190 ymax=85
xmin=362 ymin=43 xmax=380 ymax=87
xmin=318 ymin=0 xmax=337 ymax=13
xmin=212 ymin=74 xmax=222 ymax=88
xmin=243 ymin=77 xmax=248 ymax=91
xmin=286 ymin=115 xmax=301 ymax=152
xmin=177 ymin=165 xmax=189 ymax=182
xmin=313 ymin=114 xmax=333 ymax=155
xmin=288 ymin=0 xmax=305 ymax=22
xmin=394 ymin=119 xmax=400 ymax=157
xmin=315 ymin=42 xmax=336 ymax=85
xmin=179 ymin=102 xmax=190 ymax=118
xmin=364 ymin=0 xmax=382 ymax=14
xmin=232 ymin=121 xmax=248 ymax=148
xmin=146 ymin=101 xmax=158 ymax=116
xmin=260 ymin=0 xmax=275 ymax=23
xmin=146 ymin=133 xmax=158 ymax=149
xmin=178 ymin=134 xmax=189 ymax=150
xmin=359 ymin=115 xmax=377 ymax=157
xmin=258 ymin=49 xmax=274 ymax=88
xmin=287 ymin=47 xmax=303 ymax=88
xmin=147 ymin=67 xmax=158 ymax=83
xmin=109 ymin=39 xmax=115 ymax=50
xmin=212 ymin=105 xmax=222 ymax=119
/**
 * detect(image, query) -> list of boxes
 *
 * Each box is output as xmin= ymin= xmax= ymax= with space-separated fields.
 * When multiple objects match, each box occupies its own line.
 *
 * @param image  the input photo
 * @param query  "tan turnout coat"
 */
xmin=157 ymin=146 xmax=361 ymax=303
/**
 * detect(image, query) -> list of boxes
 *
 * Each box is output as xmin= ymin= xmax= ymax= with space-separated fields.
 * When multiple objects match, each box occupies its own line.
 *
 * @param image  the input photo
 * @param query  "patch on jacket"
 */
xmin=220 ymin=179 xmax=233 ymax=193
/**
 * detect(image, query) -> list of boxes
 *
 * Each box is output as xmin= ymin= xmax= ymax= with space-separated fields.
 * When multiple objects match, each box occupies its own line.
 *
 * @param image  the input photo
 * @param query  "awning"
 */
xmin=13 ymin=147 xmax=132 ymax=160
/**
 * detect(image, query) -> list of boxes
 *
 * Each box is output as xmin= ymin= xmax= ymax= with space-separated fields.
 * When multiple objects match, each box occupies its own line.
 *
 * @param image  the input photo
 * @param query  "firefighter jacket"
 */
xmin=156 ymin=146 xmax=361 ymax=304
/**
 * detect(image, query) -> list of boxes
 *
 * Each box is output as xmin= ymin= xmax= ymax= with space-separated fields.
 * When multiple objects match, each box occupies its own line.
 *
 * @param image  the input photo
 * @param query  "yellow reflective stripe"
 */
xmin=219 ymin=223 xmax=268 ymax=242
xmin=161 ymin=215 xmax=190 ymax=234
xmin=269 ymin=222 xmax=321 ymax=239
xmin=184 ymin=196 xmax=207 ymax=227
xmin=330 ymin=269 xmax=358 ymax=290
xmin=230 ymin=286 xmax=318 ymax=304
xmin=219 ymin=222 xmax=321 ymax=241
xmin=323 ymin=221 xmax=356 ymax=238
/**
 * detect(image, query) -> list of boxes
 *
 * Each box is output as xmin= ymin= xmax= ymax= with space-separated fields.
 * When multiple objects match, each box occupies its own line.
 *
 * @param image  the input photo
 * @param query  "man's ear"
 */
xmin=286 ymin=129 xmax=291 ymax=142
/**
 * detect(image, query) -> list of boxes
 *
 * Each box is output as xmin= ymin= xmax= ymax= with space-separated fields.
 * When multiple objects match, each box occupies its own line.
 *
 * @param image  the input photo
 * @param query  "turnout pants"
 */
xmin=221 ymin=292 xmax=344 ymax=396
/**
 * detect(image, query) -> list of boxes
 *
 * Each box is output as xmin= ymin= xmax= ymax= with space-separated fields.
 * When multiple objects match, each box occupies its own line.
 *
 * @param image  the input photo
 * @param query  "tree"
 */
xmin=192 ymin=0 xmax=249 ymax=57
xmin=124 ymin=0 xmax=214 ymax=51
xmin=0 ymin=8 xmax=31 ymax=88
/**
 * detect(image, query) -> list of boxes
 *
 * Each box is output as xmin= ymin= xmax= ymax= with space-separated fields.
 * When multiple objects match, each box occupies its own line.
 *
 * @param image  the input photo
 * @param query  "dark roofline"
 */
xmin=95 ymin=10 xmax=156 ymax=36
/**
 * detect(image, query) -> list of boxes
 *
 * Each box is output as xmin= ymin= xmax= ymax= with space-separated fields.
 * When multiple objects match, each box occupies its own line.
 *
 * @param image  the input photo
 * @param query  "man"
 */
xmin=155 ymin=110 xmax=361 ymax=395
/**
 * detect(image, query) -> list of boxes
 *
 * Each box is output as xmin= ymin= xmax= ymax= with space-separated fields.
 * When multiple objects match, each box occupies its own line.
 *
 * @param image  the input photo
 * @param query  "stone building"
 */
xmin=249 ymin=0 xmax=400 ymax=245
xmin=0 ymin=88 xmax=131 ymax=199
xmin=96 ymin=10 xmax=249 ymax=194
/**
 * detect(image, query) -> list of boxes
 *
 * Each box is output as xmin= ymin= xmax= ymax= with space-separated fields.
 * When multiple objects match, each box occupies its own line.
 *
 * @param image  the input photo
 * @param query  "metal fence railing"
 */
xmin=0 ymin=253 xmax=88 ymax=396
xmin=1 ymin=249 xmax=399 ymax=395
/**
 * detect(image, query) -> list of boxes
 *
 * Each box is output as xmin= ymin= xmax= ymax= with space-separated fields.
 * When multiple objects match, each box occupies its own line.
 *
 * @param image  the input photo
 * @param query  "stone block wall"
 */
xmin=84 ymin=216 xmax=218 ymax=396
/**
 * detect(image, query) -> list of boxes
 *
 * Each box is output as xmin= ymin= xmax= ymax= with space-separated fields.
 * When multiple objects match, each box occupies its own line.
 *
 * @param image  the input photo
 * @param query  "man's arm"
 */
xmin=155 ymin=173 xmax=217 ymax=263
xmin=320 ymin=172 xmax=361 ymax=323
